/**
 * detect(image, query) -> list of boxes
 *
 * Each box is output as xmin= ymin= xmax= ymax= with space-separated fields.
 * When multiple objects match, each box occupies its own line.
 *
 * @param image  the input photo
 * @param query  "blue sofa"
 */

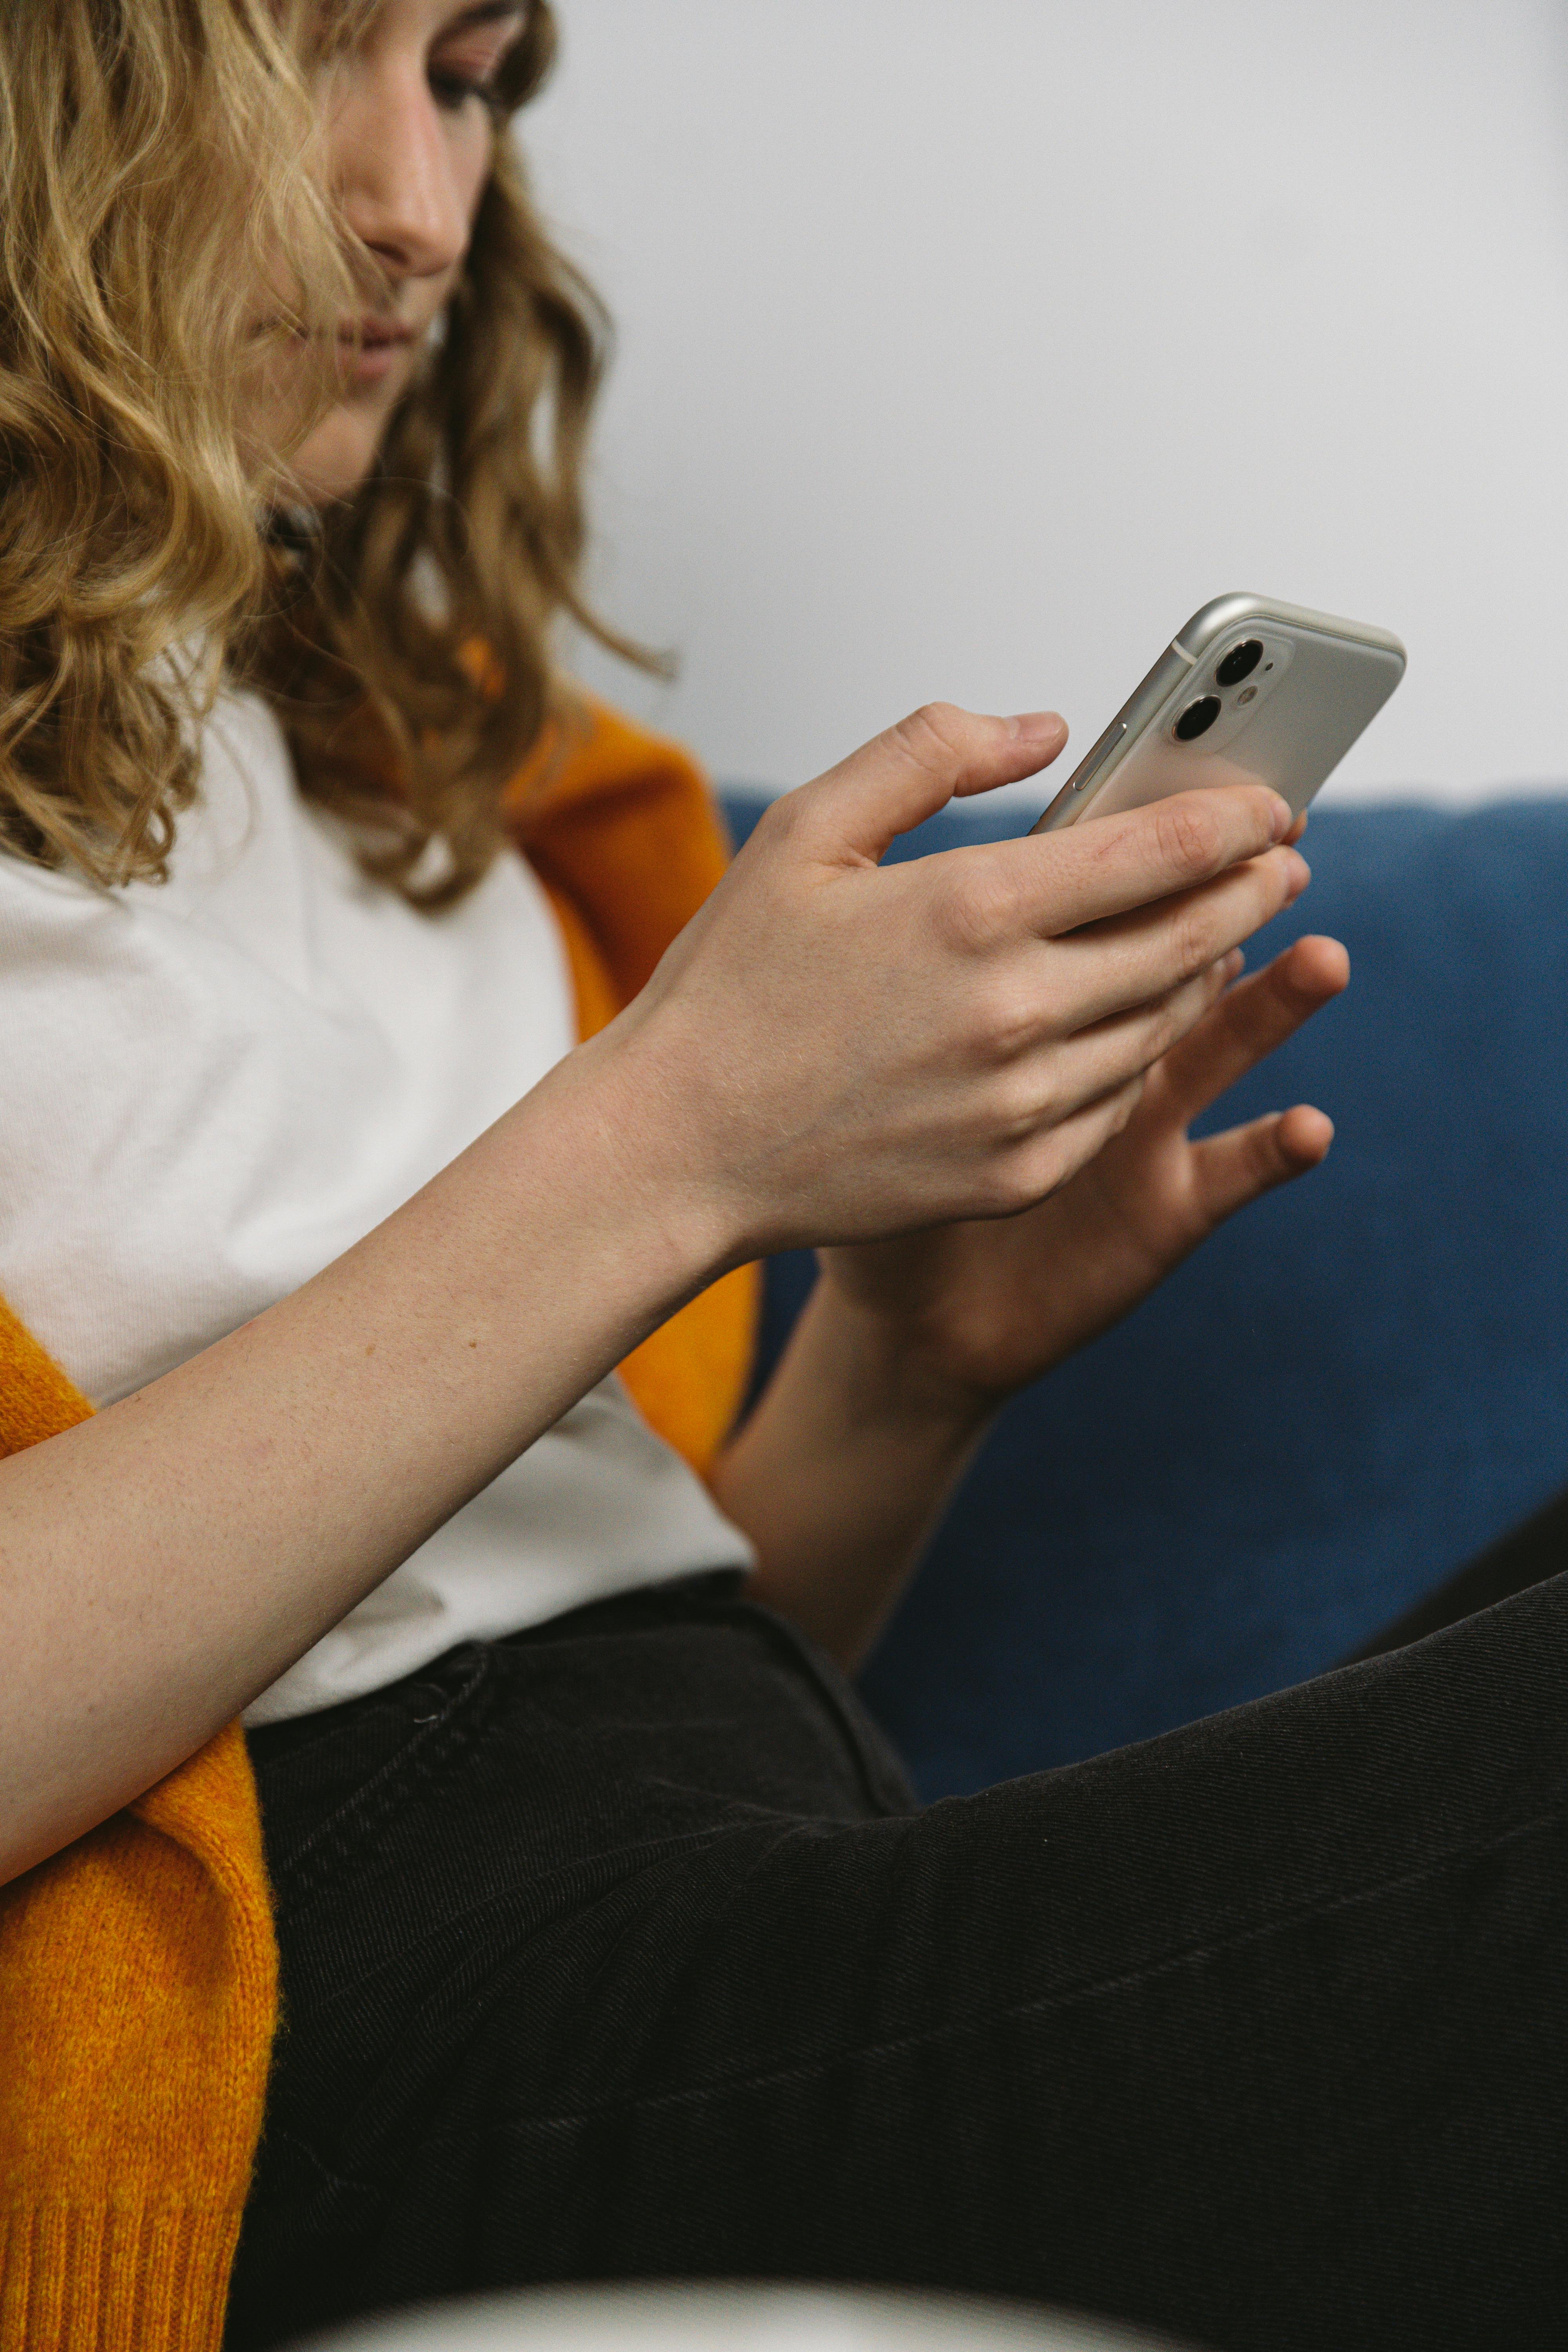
xmin=720 ymin=789 xmax=1568 ymax=1800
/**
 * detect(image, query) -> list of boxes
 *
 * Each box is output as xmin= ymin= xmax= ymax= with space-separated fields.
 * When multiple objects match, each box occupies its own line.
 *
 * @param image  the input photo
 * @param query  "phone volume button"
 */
xmin=1073 ymin=720 xmax=1127 ymax=789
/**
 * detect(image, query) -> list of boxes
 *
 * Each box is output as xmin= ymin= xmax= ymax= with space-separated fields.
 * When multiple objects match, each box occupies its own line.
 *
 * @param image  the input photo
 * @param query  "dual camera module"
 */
xmin=1174 ymin=637 xmax=1265 ymax=742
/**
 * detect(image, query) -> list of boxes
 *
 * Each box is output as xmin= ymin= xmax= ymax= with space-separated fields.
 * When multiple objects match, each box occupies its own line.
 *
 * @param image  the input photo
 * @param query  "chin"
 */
xmin=290 ymin=402 xmax=389 ymax=506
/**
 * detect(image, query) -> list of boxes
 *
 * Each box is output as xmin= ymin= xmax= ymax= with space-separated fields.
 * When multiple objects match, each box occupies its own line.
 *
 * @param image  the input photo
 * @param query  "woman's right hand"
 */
xmin=603 ymin=701 xmax=1310 ymax=1266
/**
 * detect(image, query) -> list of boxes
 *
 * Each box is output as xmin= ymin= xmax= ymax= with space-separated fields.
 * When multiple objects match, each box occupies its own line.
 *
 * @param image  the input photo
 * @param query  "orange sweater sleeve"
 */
xmin=0 ymin=1298 xmax=278 ymax=2352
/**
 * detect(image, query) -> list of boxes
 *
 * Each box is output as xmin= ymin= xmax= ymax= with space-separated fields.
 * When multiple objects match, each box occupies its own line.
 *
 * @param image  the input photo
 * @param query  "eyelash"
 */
xmin=428 ymin=67 xmax=503 ymax=116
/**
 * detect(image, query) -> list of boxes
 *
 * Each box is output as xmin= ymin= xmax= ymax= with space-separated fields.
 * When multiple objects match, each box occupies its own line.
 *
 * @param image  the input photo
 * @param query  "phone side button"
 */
xmin=1074 ymin=721 xmax=1127 ymax=789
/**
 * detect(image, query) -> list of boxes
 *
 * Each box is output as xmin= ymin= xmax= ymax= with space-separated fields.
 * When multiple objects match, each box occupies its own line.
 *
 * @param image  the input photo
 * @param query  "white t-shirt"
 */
xmin=0 ymin=691 xmax=753 ymax=1724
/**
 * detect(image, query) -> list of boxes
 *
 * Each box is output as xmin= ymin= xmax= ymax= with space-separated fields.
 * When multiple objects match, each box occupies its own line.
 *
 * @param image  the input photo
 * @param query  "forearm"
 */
xmin=0 ymin=1027 xmax=728 ymax=1883
xmin=713 ymin=1277 xmax=993 ymax=1668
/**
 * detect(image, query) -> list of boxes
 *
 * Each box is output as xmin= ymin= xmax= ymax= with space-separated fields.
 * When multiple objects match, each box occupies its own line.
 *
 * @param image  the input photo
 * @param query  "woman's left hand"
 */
xmin=817 ymin=930 xmax=1349 ymax=1411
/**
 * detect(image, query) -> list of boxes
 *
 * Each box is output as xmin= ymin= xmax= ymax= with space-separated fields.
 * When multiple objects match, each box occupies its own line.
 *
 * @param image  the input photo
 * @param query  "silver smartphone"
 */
xmin=1031 ymin=593 xmax=1406 ymax=834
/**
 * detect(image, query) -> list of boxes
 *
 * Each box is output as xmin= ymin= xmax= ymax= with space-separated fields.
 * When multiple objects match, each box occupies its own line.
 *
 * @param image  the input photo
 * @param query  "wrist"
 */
xmin=529 ymin=1016 xmax=751 ymax=1308
xmin=796 ymin=1274 xmax=999 ymax=1452
xmin=716 ymin=1260 xmax=995 ymax=1668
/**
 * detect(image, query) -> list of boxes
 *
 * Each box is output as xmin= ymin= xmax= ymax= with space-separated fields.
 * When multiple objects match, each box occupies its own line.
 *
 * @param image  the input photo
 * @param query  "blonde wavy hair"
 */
xmin=0 ymin=0 xmax=635 ymax=905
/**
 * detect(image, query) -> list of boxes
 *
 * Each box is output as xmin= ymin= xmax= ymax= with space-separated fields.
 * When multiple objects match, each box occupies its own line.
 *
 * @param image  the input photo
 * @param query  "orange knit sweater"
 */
xmin=0 ymin=701 xmax=759 ymax=2350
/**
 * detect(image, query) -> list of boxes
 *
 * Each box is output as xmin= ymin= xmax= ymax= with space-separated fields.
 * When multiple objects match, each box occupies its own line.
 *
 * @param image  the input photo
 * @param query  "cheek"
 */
xmin=453 ymin=123 xmax=497 ymax=238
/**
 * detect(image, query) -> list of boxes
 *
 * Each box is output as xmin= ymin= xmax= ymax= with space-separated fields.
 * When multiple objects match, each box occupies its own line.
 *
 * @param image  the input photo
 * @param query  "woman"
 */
xmin=0 ymin=4 xmax=1563 ymax=2348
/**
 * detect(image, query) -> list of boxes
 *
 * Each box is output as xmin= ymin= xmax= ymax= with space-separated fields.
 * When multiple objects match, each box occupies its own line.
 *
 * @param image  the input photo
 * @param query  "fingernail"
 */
xmin=1283 ymin=849 xmax=1311 ymax=894
xmin=1225 ymin=948 xmax=1245 ymax=978
xmin=1011 ymin=710 xmax=1066 ymax=741
xmin=1267 ymin=793 xmax=1294 ymax=841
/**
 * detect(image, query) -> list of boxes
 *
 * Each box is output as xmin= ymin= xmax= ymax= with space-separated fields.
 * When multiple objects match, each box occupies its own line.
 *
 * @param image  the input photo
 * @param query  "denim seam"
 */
xmin=283 ymin=1816 xmax=776 ymax=2026
xmin=269 ymin=1645 xmax=498 ymax=1920
xmin=481 ymin=1794 xmax=1568 ymax=2131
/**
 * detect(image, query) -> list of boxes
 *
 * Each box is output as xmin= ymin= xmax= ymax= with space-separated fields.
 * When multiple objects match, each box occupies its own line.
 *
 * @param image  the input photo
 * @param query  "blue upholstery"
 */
xmin=720 ymin=790 xmax=1568 ymax=1798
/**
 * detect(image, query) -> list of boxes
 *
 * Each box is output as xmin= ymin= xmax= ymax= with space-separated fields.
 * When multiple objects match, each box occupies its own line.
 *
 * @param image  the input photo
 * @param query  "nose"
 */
xmin=328 ymin=54 xmax=471 ymax=286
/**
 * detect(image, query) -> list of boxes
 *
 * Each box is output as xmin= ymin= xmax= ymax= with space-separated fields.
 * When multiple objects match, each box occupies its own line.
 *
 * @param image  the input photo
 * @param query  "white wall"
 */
xmin=526 ymin=0 xmax=1568 ymax=805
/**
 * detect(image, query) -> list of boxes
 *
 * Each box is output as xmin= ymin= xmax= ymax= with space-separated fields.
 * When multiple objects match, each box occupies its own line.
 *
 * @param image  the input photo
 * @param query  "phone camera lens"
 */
xmin=1215 ymin=638 xmax=1264 ymax=687
xmin=1174 ymin=695 xmax=1222 ymax=741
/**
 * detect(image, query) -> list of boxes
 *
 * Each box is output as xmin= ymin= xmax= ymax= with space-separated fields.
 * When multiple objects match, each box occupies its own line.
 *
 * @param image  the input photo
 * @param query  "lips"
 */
xmin=338 ymin=317 xmax=416 ymax=350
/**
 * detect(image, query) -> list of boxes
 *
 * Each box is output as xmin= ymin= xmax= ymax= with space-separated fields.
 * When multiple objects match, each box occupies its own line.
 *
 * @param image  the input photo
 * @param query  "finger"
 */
xmin=1008 ymin=954 xmax=1236 ymax=1127
xmin=1015 ymin=783 xmax=1295 ymax=938
xmin=985 ymin=1072 xmax=1147 ymax=1217
xmin=793 ymin=703 xmax=1070 ymax=865
xmin=1151 ymin=933 xmax=1350 ymax=1122
xmin=1042 ymin=843 xmax=1313 ymax=1032
xmin=1190 ymin=1102 xmax=1336 ymax=1226
xmin=1284 ymin=809 xmax=1309 ymax=846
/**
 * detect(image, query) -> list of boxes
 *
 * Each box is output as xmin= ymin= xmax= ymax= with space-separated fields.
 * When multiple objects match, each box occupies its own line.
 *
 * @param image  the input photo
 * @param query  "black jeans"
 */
xmin=231 ymin=1506 xmax=1568 ymax=2352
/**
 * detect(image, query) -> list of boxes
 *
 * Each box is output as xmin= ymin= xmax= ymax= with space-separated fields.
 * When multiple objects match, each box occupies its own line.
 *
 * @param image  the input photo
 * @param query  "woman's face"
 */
xmin=261 ymin=0 xmax=525 ymax=505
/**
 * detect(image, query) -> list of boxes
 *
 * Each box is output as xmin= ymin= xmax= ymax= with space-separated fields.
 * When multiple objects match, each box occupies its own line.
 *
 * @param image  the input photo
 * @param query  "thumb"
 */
xmin=797 ymin=702 xmax=1069 ymax=864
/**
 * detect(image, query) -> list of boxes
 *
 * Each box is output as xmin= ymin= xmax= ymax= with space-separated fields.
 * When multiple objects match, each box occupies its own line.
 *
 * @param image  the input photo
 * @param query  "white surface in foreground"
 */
xmin=305 ymin=2283 xmax=1187 ymax=2352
